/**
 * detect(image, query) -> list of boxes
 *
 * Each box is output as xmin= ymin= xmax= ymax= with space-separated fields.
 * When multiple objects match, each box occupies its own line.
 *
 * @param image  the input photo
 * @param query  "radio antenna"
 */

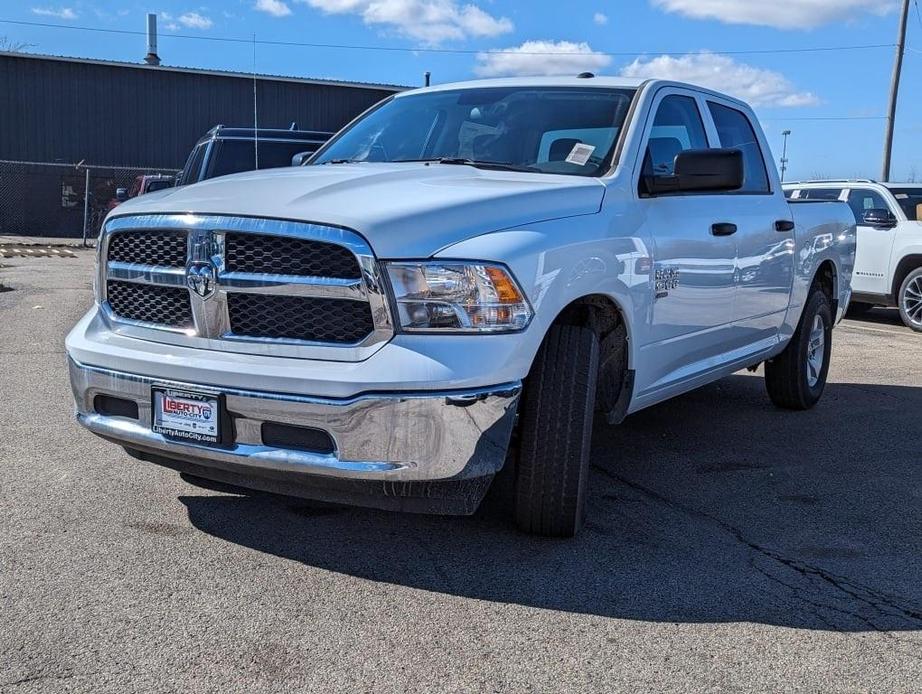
xmin=252 ymin=33 xmax=259 ymax=170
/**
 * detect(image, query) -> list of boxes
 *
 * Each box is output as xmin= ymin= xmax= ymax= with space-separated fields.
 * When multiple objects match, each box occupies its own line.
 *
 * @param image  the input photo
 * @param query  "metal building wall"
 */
xmin=0 ymin=53 xmax=400 ymax=169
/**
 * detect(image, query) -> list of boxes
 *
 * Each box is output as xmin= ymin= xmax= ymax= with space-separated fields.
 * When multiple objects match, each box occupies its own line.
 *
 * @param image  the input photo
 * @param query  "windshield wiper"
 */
xmin=433 ymin=157 xmax=538 ymax=173
xmin=321 ymin=159 xmax=362 ymax=165
xmin=390 ymin=157 xmax=538 ymax=172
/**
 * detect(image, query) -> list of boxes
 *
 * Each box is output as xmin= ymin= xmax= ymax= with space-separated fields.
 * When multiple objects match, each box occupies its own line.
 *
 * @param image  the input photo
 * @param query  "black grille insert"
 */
xmin=227 ymin=294 xmax=374 ymax=343
xmin=261 ymin=422 xmax=335 ymax=454
xmin=107 ymin=230 xmax=187 ymax=267
xmin=106 ymin=281 xmax=193 ymax=328
xmin=224 ymin=233 xmax=361 ymax=279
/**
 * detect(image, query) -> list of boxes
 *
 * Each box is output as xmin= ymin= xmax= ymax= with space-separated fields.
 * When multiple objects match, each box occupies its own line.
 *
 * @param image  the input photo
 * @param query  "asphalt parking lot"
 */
xmin=2 ymin=249 xmax=921 ymax=692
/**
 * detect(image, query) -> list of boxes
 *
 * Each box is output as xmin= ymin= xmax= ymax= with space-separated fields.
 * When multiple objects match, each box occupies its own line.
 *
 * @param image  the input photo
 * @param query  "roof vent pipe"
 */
xmin=144 ymin=13 xmax=161 ymax=66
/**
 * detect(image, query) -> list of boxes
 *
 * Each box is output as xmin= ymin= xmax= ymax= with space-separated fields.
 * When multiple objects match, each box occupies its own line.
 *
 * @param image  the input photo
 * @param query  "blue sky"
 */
xmin=4 ymin=0 xmax=922 ymax=181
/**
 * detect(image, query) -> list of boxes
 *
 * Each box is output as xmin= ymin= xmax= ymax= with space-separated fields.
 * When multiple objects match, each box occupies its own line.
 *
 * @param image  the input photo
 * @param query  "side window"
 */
xmin=802 ymin=188 xmax=844 ymax=201
xmin=847 ymin=189 xmax=890 ymax=223
xmin=707 ymin=102 xmax=770 ymax=193
xmin=642 ymin=95 xmax=709 ymax=181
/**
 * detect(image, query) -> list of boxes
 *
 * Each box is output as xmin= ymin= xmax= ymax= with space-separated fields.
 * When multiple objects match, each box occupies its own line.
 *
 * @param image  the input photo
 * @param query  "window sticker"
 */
xmin=566 ymin=143 xmax=596 ymax=166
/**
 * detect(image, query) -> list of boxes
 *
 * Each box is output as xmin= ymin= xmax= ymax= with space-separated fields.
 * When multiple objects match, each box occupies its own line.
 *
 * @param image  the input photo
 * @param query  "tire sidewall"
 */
xmin=800 ymin=291 xmax=833 ymax=403
xmin=898 ymin=268 xmax=922 ymax=333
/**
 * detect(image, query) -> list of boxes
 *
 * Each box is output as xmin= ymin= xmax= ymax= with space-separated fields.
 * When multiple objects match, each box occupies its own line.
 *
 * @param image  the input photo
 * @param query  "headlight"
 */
xmin=385 ymin=261 xmax=533 ymax=333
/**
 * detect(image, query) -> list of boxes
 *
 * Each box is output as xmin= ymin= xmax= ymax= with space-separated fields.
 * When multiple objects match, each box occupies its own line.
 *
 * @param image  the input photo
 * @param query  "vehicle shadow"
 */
xmin=847 ymin=307 xmax=906 ymax=329
xmin=180 ymin=374 xmax=922 ymax=632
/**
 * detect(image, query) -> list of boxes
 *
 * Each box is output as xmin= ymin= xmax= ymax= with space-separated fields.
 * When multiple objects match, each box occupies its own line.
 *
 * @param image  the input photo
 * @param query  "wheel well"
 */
xmin=550 ymin=295 xmax=633 ymax=424
xmin=892 ymin=255 xmax=922 ymax=299
xmin=813 ymin=260 xmax=837 ymax=304
xmin=553 ymin=294 xmax=624 ymax=338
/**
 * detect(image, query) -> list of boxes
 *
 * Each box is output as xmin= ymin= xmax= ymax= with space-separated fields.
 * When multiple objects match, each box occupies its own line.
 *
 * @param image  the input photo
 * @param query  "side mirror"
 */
xmin=647 ymin=148 xmax=744 ymax=196
xmin=861 ymin=208 xmax=897 ymax=229
xmin=291 ymin=151 xmax=313 ymax=167
xmin=115 ymin=187 xmax=129 ymax=201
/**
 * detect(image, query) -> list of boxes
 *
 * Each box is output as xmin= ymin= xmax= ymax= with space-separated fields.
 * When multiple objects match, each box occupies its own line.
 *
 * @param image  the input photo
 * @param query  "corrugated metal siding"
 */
xmin=0 ymin=54 xmax=396 ymax=168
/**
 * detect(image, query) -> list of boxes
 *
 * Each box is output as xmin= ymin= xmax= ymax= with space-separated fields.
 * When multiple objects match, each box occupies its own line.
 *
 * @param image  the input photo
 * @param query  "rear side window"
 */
xmin=708 ymin=102 xmax=770 ymax=194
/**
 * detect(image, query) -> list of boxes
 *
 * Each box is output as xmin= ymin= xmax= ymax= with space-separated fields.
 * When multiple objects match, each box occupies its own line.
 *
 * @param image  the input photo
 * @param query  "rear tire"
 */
xmin=514 ymin=324 xmax=599 ymax=538
xmin=897 ymin=267 xmax=922 ymax=332
xmin=765 ymin=288 xmax=833 ymax=410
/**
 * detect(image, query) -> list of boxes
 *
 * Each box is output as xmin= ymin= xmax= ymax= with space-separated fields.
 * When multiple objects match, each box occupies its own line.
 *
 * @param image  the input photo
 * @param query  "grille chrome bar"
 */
xmin=220 ymin=272 xmax=366 ymax=300
xmin=98 ymin=214 xmax=394 ymax=362
xmin=107 ymin=262 xmax=187 ymax=288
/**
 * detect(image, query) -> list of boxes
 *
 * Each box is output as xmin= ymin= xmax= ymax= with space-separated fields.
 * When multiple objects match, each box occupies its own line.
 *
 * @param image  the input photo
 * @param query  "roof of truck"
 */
xmin=395 ymin=75 xmax=753 ymax=110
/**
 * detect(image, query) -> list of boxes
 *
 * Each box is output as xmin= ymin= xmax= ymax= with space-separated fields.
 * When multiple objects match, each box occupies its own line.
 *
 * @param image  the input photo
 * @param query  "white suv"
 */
xmin=785 ymin=181 xmax=922 ymax=331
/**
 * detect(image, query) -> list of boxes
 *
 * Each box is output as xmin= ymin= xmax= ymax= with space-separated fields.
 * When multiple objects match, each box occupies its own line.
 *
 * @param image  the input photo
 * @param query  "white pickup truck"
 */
xmin=784 ymin=180 xmax=922 ymax=331
xmin=66 ymin=76 xmax=856 ymax=537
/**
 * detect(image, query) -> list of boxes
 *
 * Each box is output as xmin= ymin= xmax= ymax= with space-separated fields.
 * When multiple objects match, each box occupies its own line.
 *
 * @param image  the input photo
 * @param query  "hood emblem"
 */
xmin=187 ymin=261 xmax=217 ymax=299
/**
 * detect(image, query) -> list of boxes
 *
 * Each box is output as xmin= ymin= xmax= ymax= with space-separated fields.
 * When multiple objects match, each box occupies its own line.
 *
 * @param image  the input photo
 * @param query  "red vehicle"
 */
xmin=107 ymin=174 xmax=174 ymax=211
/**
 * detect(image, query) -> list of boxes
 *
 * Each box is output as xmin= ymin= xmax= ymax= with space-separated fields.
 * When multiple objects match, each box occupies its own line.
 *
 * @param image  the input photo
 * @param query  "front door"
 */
xmin=847 ymin=188 xmax=898 ymax=296
xmin=633 ymin=91 xmax=738 ymax=397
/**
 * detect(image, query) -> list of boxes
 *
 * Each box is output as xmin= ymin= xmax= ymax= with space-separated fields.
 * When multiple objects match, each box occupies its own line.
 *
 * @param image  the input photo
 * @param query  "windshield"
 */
xmin=888 ymin=188 xmax=922 ymax=221
xmin=312 ymin=87 xmax=636 ymax=177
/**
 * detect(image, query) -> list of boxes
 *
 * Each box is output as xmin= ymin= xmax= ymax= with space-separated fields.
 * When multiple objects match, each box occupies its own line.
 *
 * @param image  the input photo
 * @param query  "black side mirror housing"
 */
xmin=145 ymin=179 xmax=174 ymax=194
xmin=646 ymin=148 xmax=744 ymax=196
xmin=115 ymin=187 xmax=129 ymax=201
xmin=291 ymin=151 xmax=313 ymax=167
xmin=861 ymin=208 xmax=897 ymax=229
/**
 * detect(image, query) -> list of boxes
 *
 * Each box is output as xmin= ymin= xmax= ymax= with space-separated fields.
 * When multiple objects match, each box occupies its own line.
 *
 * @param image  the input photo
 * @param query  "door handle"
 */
xmin=711 ymin=223 xmax=738 ymax=236
xmin=775 ymin=219 xmax=795 ymax=232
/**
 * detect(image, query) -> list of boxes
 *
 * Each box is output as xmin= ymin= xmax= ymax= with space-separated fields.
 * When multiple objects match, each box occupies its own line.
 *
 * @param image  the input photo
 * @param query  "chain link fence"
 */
xmin=0 ymin=160 xmax=180 ymax=243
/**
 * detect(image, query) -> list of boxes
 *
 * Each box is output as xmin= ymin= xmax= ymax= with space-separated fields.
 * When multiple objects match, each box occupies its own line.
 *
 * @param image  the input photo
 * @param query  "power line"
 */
xmin=761 ymin=116 xmax=887 ymax=121
xmin=0 ymin=17 xmax=898 ymax=58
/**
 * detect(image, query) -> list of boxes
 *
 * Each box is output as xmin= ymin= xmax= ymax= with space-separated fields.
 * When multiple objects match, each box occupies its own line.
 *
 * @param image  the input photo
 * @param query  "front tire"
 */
xmin=765 ymin=288 xmax=833 ymax=410
xmin=514 ymin=324 xmax=599 ymax=538
xmin=898 ymin=268 xmax=922 ymax=332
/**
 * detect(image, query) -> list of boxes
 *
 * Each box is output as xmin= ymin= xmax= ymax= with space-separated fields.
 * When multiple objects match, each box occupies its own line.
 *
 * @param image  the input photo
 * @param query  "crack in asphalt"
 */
xmin=591 ymin=464 xmax=922 ymax=637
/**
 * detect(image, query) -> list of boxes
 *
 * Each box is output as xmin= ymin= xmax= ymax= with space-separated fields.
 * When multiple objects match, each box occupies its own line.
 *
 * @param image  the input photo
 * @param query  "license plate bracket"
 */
xmin=151 ymin=387 xmax=223 ymax=444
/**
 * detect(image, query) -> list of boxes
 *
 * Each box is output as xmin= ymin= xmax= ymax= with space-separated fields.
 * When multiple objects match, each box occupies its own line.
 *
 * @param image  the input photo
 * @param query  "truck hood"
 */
xmin=115 ymin=163 xmax=605 ymax=257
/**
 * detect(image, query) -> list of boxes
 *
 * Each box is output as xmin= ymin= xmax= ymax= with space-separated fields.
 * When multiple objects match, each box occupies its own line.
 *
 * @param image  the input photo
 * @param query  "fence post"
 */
xmin=81 ymin=167 xmax=91 ymax=247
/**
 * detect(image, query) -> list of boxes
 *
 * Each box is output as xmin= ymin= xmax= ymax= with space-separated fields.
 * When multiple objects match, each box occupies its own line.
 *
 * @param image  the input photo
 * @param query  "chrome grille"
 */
xmin=99 ymin=215 xmax=393 ymax=361
xmin=106 ymin=281 xmax=193 ymax=328
xmin=107 ymin=230 xmax=187 ymax=268
xmin=225 ymin=233 xmax=361 ymax=279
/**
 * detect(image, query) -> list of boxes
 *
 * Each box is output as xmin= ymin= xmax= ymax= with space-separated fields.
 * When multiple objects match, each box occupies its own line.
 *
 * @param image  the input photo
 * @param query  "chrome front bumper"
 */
xmin=68 ymin=358 xmax=521 ymax=485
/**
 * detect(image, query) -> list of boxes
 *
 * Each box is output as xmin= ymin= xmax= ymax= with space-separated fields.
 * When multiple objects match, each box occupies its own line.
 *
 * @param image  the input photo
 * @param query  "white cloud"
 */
xmin=178 ymin=12 xmax=213 ymax=29
xmin=475 ymin=40 xmax=612 ymax=78
xmin=300 ymin=0 xmax=513 ymax=44
xmin=593 ymin=12 xmax=608 ymax=25
xmin=255 ymin=0 xmax=293 ymax=17
xmin=620 ymin=52 xmax=819 ymax=107
xmin=651 ymin=0 xmax=898 ymax=30
xmin=31 ymin=7 xmax=77 ymax=20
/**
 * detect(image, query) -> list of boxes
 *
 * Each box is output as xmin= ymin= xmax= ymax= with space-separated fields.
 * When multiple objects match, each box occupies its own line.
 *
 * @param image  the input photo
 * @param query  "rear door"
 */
xmin=704 ymin=99 xmax=794 ymax=338
xmin=846 ymin=187 xmax=899 ymax=295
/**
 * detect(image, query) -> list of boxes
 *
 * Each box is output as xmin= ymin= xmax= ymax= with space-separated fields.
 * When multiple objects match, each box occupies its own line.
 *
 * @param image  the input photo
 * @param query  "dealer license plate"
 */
xmin=152 ymin=387 xmax=221 ymax=444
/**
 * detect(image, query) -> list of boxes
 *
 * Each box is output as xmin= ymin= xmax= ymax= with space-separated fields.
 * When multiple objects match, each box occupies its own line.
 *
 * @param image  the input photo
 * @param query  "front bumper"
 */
xmin=69 ymin=358 xmax=521 ymax=509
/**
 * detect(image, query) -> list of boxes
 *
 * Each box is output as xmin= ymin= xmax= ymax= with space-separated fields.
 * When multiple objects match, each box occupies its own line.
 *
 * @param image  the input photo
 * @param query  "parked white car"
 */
xmin=784 ymin=180 xmax=922 ymax=331
xmin=66 ymin=76 xmax=856 ymax=536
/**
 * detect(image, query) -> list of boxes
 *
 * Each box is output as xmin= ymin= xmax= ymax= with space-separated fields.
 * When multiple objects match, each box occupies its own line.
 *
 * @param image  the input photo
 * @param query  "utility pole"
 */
xmin=780 ymin=130 xmax=792 ymax=182
xmin=882 ymin=0 xmax=911 ymax=182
